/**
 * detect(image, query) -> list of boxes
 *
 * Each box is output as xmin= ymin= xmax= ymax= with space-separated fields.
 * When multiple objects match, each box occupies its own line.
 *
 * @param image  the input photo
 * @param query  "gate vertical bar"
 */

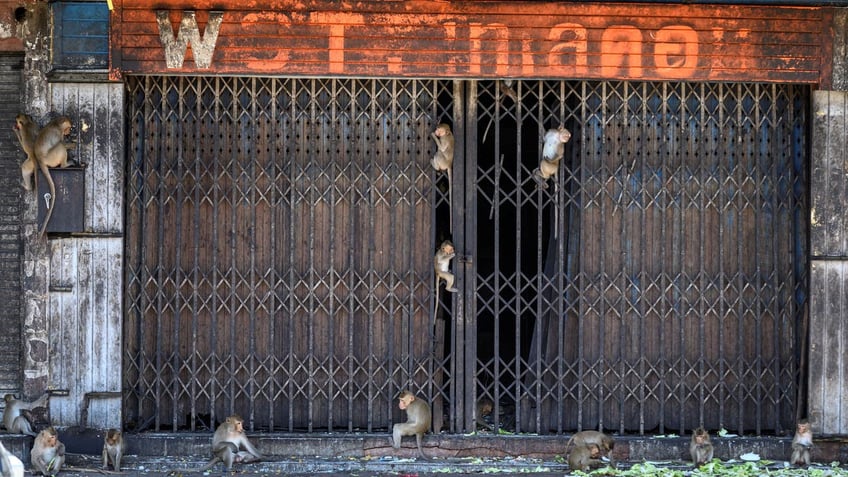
xmin=458 ymin=79 xmax=472 ymax=432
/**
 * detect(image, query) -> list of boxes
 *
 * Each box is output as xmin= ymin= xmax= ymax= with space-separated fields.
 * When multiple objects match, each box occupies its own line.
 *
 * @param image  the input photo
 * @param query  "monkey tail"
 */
xmin=169 ymin=457 xmax=221 ymax=474
xmin=36 ymin=162 xmax=56 ymax=238
xmin=563 ymin=435 xmax=576 ymax=455
xmin=434 ymin=275 xmax=440 ymax=320
xmin=32 ymin=159 xmax=38 ymax=194
xmin=447 ymin=169 xmax=453 ymax=233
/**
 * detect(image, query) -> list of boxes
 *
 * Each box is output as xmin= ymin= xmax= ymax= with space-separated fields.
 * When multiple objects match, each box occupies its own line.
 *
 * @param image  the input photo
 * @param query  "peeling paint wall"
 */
xmin=6 ymin=1 xmax=53 ymax=401
xmin=0 ymin=0 xmax=23 ymax=51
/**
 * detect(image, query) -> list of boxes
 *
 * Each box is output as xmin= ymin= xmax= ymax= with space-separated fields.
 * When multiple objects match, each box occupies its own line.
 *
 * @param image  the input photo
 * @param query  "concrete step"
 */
xmin=4 ymin=429 xmax=847 ymax=474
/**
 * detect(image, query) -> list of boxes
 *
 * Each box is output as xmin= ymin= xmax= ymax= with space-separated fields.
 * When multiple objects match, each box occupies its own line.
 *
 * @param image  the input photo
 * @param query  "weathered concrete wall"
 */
xmin=16 ymin=1 xmax=52 ymax=401
xmin=0 ymin=0 xmax=24 ymax=52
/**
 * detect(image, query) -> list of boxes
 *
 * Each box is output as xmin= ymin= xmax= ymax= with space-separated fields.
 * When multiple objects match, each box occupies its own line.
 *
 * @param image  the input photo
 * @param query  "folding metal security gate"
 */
xmin=124 ymin=77 xmax=458 ymax=432
xmin=469 ymin=81 xmax=808 ymax=436
xmin=124 ymin=77 xmax=808 ymax=435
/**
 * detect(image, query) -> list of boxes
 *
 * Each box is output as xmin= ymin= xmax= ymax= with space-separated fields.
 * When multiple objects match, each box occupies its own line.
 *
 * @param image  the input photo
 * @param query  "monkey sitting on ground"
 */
xmin=30 ymin=427 xmax=64 ymax=477
xmin=12 ymin=113 xmax=40 ymax=191
xmin=390 ymin=390 xmax=432 ymax=459
xmin=32 ymin=115 xmax=76 ymax=236
xmin=689 ymin=427 xmax=714 ymax=466
xmin=182 ymin=415 xmax=264 ymax=472
xmin=568 ymin=443 xmax=605 ymax=472
xmin=533 ymin=125 xmax=571 ymax=189
xmin=0 ymin=441 xmax=24 ymax=477
xmin=564 ymin=430 xmax=615 ymax=464
xmin=102 ymin=428 xmax=125 ymax=471
xmin=431 ymin=123 xmax=455 ymax=230
xmin=790 ymin=419 xmax=813 ymax=466
xmin=3 ymin=393 xmax=48 ymax=436
xmin=476 ymin=396 xmax=494 ymax=431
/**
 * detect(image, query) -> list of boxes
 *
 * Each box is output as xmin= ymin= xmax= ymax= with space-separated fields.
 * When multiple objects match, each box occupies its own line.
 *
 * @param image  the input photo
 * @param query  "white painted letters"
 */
xmin=156 ymin=10 xmax=223 ymax=69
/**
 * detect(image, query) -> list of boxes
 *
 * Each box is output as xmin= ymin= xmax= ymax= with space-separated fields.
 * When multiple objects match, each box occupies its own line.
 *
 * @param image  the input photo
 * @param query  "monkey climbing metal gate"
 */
xmin=470 ymin=80 xmax=808 ymax=436
xmin=124 ymin=77 xmax=457 ymax=432
xmin=124 ymin=76 xmax=808 ymax=436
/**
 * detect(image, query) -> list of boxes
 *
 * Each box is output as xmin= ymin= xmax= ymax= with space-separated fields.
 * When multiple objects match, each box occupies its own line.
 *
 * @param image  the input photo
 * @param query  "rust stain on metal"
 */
xmin=110 ymin=0 xmax=831 ymax=83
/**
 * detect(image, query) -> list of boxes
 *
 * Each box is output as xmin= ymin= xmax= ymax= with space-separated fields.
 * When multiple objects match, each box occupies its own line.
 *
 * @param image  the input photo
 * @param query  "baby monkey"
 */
xmin=790 ymin=419 xmax=813 ymax=466
xmin=102 ymin=428 xmax=125 ymax=471
xmin=568 ymin=443 xmax=605 ymax=472
xmin=390 ymin=390 xmax=431 ymax=459
xmin=689 ymin=427 xmax=714 ymax=466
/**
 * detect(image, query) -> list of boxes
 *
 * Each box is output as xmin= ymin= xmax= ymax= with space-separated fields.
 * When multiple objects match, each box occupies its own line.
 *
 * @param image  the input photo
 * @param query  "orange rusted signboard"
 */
xmin=110 ymin=0 xmax=832 ymax=84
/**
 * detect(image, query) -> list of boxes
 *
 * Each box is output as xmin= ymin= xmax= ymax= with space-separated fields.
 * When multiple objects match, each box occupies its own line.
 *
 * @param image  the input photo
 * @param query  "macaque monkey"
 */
xmin=790 ymin=419 xmax=813 ymax=466
xmin=0 ymin=441 xmax=24 ymax=477
xmin=188 ymin=415 xmax=264 ymax=472
xmin=434 ymin=240 xmax=458 ymax=309
xmin=3 ymin=393 xmax=48 ymax=435
xmin=564 ymin=430 xmax=615 ymax=463
xmin=431 ymin=123 xmax=454 ymax=230
xmin=533 ymin=125 xmax=571 ymax=189
xmin=13 ymin=113 xmax=40 ymax=191
xmin=476 ymin=397 xmax=494 ymax=431
xmin=32 ymin=116 xmax=76 ymax=236
xmin=568 ymin=443 xmax=604 ymax=472
xmin=102 ymin=428 xmax=125 ymax=471
xmin=30 ymin=427 xmax=65 ymax=477
xmin=689 ymin=427 xmax=714 ymax=466
xmin=390 ymin=390 xmax=431 ymax=459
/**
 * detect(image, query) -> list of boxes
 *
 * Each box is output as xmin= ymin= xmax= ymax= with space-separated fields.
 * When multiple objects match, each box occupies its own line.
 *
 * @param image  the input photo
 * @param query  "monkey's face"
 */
xmin=435 ymin=125 xmax=450 ymax=137
xmin=60 ymin=120 xmax=72 ymax=136
xmin=442 ymin=244 xmax=454 ymax=254
xmin=558 ymin=129 xmax=571 ymax=143
xmin=589 ymin=444 xmax=600 ymax=458
xmin=797 ymin=423 xmax=809 ymax=433
xmin=398 ymin=396 xmax=413 ymax=410
xmin=106 ymin=430 xmax=121 ymax=445
xmin=231 ymin=419 xmax=244 ymax=433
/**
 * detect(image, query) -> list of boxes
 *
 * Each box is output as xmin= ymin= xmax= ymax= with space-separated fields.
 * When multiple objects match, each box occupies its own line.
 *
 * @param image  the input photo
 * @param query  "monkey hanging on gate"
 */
xmin=431 ymin=123 xmax=455 ymax=231
xmin=434 ymin=239 xmax=458 ymax=314
xmin=534 ymin=125 xmax=571 ymax=189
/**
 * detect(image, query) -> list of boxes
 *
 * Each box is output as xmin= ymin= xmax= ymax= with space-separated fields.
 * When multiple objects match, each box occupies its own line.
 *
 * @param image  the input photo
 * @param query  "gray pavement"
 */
xmin=60 ymin=454 xmax=572 ymax=477
xmin=54 ymin=453 xmax=848 ymax=477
